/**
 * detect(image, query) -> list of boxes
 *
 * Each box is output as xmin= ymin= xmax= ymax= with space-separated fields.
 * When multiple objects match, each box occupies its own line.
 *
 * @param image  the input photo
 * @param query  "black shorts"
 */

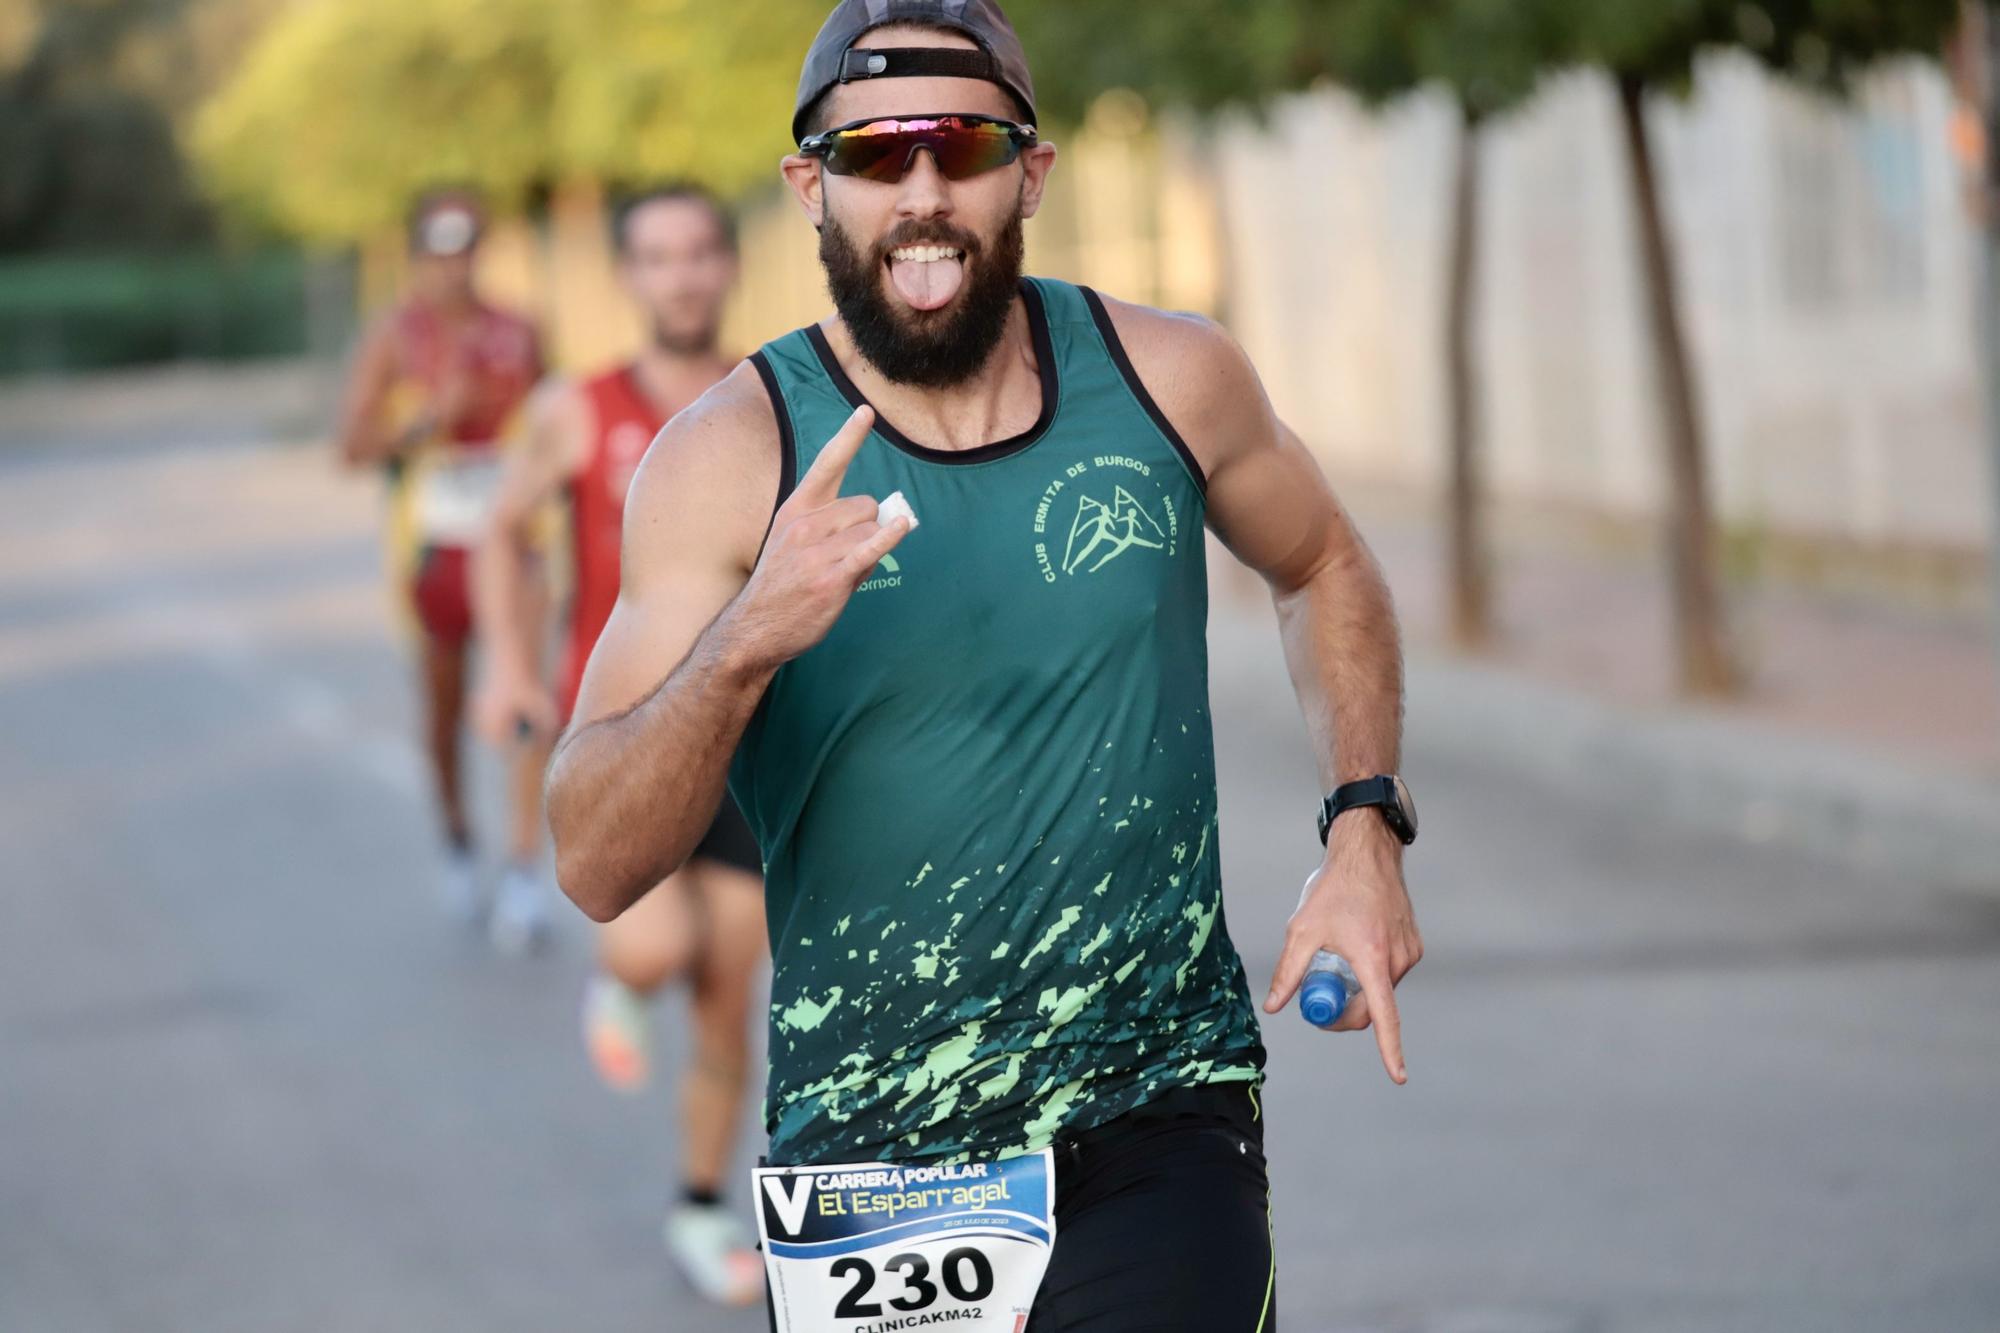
xmin=1029 ymin=1084 xmax=1275 ymax=1332
xmin=692 ymin=792 xmax=761 ymax=877
xmin=764 ymin=1085 xmax=1274 ymax=1333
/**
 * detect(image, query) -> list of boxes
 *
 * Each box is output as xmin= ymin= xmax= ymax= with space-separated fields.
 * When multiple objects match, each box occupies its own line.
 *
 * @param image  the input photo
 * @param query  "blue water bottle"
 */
xmin=1299 ymin=950 xmax=1360 ymax=1029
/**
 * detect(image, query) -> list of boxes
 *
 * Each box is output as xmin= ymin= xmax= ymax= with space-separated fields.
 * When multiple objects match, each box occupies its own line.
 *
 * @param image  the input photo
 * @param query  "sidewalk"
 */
xmin=1210 ymin=480 xmax=2000 ymax=893
xmin=0 ymin=357 xmax=335 ymax=453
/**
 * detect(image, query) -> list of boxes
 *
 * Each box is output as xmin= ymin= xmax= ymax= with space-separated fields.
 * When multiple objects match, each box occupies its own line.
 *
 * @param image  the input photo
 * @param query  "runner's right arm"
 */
xmin=334 ymin=318 xmax=484 ymax=466
xmin=472 ymin=378 xmax=588 ymax=745
xmin=333 ymin=320 xmax=405 ymax=467
xmin=546 ymin=374 xmax=908 ymax=922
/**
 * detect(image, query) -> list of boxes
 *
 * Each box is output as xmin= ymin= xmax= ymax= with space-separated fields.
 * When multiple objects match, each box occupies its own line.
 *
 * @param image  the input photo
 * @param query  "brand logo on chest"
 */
xmin=1030 ymin=454 xmax=1178 ymax=583
xmin=855 ymin=549 xmax=902 ymax=593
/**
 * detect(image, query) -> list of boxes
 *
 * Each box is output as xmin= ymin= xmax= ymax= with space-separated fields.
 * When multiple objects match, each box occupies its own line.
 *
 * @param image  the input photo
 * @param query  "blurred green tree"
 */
xmin=0 ymin=0 xmax=248 ymax=252
xmin=195 ymin=0 xmax=824 ymax=243
xmin=194 ymin=0 xmax=563 ymax=243
xmin=1010 ymin=0 xmax=1297 ymax=124
xmin=1564 ymin=0 xmax=1962 ymax=695
xmin=554 ymin=0 xmax=823 ymax=197
xmin=1304 ymin=0 xmax=1566 ymax=653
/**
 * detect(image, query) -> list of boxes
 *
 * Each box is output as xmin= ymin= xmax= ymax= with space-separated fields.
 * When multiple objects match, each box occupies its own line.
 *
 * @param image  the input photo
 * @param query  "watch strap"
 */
xmin=1318 ymin=776 xmax=1405 ymax=846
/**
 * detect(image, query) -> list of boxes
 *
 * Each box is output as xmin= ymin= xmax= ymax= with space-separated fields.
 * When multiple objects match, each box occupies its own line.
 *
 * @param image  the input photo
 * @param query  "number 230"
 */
xmin=832 ymin=1247 xmax=996 ymax=1317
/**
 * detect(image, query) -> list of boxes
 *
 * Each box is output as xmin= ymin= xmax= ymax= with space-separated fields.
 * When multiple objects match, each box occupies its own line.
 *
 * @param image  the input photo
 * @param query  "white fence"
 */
xmin=1212 ymin=57 xmax=1988 ymax=553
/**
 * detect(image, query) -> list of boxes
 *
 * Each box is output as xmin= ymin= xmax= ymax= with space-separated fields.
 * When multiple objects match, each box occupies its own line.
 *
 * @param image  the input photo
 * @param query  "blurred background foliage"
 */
xmin=192 ymin=0 xmax=829 ymax=243
xmin=1 ymin=0 xmax=272 ymax=253
xmin=0 ymin=0 xmax=1983 ymax=694
xmin=1 ymin=0 xmax=291 ymax=370
xmin=2 ymin=0 xmax=1966 ymax=257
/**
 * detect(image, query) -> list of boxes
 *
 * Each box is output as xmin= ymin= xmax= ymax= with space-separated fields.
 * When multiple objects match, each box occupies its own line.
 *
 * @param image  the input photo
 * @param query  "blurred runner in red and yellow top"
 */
xmin=334 ymin=188 xmax=551 ymax=949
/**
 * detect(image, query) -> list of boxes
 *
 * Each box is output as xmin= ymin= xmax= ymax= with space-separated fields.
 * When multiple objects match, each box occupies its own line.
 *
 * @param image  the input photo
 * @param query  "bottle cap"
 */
xmin=1300 ymin=971 xmax=1347 ymax=1028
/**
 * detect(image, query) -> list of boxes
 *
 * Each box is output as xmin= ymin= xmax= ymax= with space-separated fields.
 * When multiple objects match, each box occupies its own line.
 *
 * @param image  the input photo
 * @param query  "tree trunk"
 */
xmin=1613 ymin=72 xmax=1738 ymax=697
xmin=1444 ymin=104 xmax=1493 ymax=651
xmin=1977 ymin=3 xmax=2000 ymax=726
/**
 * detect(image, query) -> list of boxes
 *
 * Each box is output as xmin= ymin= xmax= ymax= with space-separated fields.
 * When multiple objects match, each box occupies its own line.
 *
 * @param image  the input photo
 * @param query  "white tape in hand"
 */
xmin=878 ymin=490 xmax=919 ymax=531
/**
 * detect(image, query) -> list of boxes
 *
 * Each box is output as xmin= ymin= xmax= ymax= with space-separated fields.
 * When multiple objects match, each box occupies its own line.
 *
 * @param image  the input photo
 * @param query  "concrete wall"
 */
xmin=1212 ymin=57 xmax=1989 ymax=554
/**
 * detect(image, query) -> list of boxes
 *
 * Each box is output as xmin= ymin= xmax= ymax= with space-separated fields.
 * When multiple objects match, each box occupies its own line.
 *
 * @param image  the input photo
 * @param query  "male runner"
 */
xmin=336 ymin=189 xmax=552 ymax=951
xmin=472 ymin=184 xmax=767 ymax=1307
xmin=548 ymin=3 xmax=1423 ymax=1328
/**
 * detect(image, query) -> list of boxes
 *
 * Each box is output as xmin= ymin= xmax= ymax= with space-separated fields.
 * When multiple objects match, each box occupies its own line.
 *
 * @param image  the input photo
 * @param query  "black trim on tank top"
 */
xmin=748 ymin=351 xmax=797 ymax=551
xmin=1079 ymin=285 xmax=1209 ymax=494
xmin=802 ymin=279 xmax=1059 ymax=465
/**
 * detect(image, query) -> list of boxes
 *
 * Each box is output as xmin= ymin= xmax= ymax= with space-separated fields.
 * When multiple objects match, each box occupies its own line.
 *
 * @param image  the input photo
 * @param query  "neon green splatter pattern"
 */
xmin=734 ymin=279 xmax=1266 ymax=1165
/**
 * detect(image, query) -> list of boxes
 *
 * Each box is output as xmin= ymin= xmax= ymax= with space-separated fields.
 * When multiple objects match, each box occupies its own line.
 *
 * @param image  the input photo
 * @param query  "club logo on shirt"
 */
xmin=1031 ymin=455 xmax=1178 ymax=583
xmin=1062 ymin=486 xmax=1166 ymax=574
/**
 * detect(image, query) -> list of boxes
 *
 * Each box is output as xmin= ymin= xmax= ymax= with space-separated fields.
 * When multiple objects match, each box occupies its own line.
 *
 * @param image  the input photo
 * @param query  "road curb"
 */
xmin=1205 ymin=600 xmax=2000 ymax=893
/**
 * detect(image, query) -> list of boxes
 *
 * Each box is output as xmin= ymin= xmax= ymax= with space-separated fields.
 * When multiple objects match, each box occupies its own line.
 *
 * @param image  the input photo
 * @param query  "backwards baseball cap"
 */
xmin=793 ymin=0 xmax=1037 ymax=145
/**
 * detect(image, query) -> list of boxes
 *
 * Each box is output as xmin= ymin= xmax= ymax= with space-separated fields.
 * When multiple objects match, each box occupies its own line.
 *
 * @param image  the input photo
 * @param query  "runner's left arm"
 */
xmin=1093 ymin=295 xmax=1422 ymax=1085
xmin=472 ymin=377 xmax=586 ymax=746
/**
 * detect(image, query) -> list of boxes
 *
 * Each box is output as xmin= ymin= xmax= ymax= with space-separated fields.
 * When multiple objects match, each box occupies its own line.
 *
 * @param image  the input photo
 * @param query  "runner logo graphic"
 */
xmin=1031 ymin=454 xmax=1179 ymax=584
xmin=1061 ymin=487 xmax=1165 ymax=575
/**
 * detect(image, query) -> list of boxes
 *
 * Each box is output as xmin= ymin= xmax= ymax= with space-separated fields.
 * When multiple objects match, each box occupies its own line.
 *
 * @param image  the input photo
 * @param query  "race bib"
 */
xmin=755 ymin=1149 xmax=1055 ymax=1333
xmin=411 ymin=450 xmax=503 ymax=546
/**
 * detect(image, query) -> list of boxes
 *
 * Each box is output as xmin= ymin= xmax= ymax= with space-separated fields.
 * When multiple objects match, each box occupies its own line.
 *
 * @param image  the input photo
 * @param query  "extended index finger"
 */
xmin=1355 ymin=958 xmax=1408 ymax=1085
xmin=791 ymin=406 xmax=875 ymax=507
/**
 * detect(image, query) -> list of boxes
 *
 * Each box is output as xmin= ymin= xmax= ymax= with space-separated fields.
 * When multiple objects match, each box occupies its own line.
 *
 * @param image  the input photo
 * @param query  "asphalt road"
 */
xmin=3 ymin=426 xmax=1996 ymax=1332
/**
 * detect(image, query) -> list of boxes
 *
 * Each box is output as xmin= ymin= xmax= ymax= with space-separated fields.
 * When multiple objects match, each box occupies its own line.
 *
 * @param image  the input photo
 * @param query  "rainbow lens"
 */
xmin=806 ymin=115 xmax=1032 ymax=183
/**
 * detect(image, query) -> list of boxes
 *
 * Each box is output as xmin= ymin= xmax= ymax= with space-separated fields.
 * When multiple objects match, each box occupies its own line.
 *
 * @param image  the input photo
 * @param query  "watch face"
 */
xmin=1392 ymin=775 xmax=1418 ymax=838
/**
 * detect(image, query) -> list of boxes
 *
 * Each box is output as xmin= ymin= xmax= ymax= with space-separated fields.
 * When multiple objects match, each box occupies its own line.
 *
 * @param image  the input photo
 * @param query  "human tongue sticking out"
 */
xmin=888 ymin=245 xmax=966 ymax=312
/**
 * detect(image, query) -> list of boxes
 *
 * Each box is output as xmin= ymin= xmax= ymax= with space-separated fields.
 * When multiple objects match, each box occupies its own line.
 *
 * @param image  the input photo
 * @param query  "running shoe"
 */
xmin=664 ymin=1203 xmax=765 ymax=1307
xmin=438 ymin=846 xmax=483 ymax=927
xmin=582 ymin=974 xmax=650 ymax=1092
xmin=489 ymin=863 xmax=552 ymax=956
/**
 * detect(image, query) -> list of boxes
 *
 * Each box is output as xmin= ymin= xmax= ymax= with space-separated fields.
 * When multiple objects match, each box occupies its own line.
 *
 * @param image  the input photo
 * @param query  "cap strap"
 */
xmin=838 ymin=46 xmax=1000 ymax=86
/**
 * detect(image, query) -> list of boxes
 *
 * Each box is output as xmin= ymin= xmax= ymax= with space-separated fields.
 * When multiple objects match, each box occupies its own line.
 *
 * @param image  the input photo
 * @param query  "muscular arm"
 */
xmin=544 ymin=370 xmax=908 ymax=922
xmin=472 ymin=377 xmax=587 ymax=739
xmin=1096 ymin=297 xmax=1421 ymax=1083
xmin=1216 ymin=419 xmax=1404 ymax=793
xmin=546 ymin=368 xmax=776 ymax=920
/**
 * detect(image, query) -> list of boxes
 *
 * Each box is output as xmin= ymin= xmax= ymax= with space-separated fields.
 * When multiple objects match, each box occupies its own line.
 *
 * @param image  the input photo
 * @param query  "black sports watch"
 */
xmin=1317 ymin=775 xmax=1418 ymax=847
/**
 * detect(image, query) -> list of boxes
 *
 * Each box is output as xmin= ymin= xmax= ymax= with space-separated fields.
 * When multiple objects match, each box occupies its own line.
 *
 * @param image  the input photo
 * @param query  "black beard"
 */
xmin=820 ymin=208 xmax=1025 ymax=388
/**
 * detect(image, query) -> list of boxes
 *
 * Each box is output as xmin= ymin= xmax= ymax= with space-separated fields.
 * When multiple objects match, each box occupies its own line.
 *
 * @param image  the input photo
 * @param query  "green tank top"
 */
xmin=736 ymin=278 xmax=1265 ymax=1166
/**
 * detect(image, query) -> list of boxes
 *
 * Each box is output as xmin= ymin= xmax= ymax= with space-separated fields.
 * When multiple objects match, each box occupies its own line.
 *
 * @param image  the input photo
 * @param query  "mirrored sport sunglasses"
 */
xmin=799 ymin=114 xmax=1038 ymax=183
